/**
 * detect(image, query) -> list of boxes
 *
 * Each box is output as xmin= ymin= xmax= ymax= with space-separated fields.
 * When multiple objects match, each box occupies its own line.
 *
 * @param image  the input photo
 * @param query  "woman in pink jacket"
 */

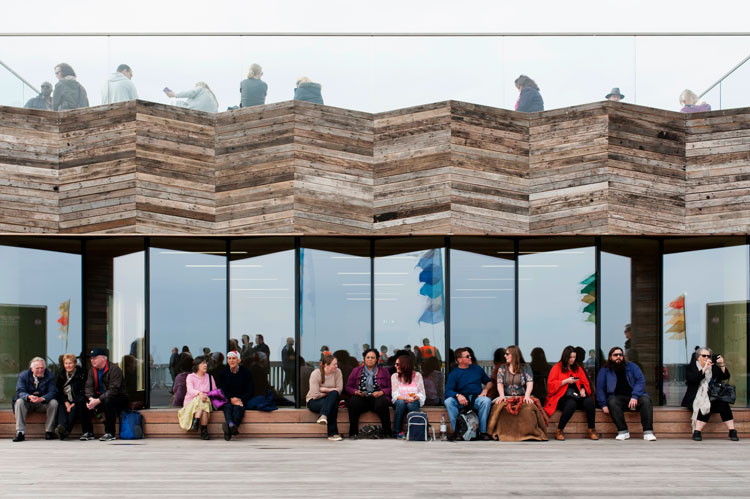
xmin=177 ymin=356 xmax=217 ymax=440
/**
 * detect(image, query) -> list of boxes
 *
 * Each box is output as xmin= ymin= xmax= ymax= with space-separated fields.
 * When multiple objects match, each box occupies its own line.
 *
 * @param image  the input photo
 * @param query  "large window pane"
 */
xmin=230 ymin=238 xmax=295 ymax=405
xmin=0 ymin=238 xmax=81 ymax=408
xmin=300 ymin=238 xmax=370 ymax=396
xmin=150 ymin=238 xmax=227 ymax=407
xmin=518 ymin=238 xmax=596 ymax=404
xmin=663 ymin=238 xmax=749 ymax=407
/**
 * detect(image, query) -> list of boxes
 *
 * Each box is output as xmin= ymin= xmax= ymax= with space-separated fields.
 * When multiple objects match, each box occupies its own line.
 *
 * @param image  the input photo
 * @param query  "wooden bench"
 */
xmin=3 ymin=407 xmax=749 ymax=439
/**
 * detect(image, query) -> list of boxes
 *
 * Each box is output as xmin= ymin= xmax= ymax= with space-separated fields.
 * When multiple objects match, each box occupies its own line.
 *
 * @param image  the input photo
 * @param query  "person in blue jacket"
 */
xmin=12 ymin=357 xmax=58 ymax=442
xmin=293 ymin=77 xmax=324 ymax=105
xmin=444 ymin=347 xmax=493 ymax=440
xmin=596 ymin=346 xmax=656 ymax=441
xmin=514 ymin=74 xmax=544 ymax=113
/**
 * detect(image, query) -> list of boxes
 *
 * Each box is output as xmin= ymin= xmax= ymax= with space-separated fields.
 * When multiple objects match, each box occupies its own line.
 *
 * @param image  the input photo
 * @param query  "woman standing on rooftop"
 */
xmin=514 ymin=74 xmax=544 ymax=113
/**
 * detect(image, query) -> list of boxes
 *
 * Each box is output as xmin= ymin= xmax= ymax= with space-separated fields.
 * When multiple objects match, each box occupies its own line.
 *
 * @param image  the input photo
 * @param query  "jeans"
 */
xmin=57 ymin=399 xmax=93 ymax=433
xmin=605 ymin=394 xmax=653 ymax=432
xmin=14 ymin=398 xmax=58 ymax=432
xmin=98 ymin=395 xmax=128 ymax=435
xmin=348 ymin=395 xmax=392 ymax=437
xmin=556 ymin=395 xmax=596 ymax=430
xmin=307 ymin=390 xmax=340 ymax=436
xmin=393 ymin=399 xmax=420 ymax=434
xmin=222 ymin=403 xmax=246 ymax=427
xmin=444 ymin=395 xmax=491 ymax=434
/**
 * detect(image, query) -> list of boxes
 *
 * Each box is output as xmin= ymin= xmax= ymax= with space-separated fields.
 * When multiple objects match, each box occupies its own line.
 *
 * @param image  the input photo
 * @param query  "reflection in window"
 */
xmin=0 ymin=240 xmax=81 ymax=408
xmin=230 ymin=239 xmax=295 ymax=405
xmin=663 ymin=239 xmax=748 ymax=407
xmin=150 ymin=238 xmax=227 ymax=407
xmin=518 ymin=239 xmax=595 ymax=404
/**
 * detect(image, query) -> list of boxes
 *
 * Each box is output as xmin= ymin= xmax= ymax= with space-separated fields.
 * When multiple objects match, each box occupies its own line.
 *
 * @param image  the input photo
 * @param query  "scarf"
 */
xmin=691 ymin=360 xmax=712 ymax=430
xmin=63 ymin=371 xmax=75 ymax=402
xmin=359 ymin=366 xmax=379 ymax=395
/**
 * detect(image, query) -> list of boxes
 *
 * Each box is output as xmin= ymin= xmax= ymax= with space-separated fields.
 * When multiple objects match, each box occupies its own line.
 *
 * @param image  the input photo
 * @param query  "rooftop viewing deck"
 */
xmin=1 ymin=99 xmax=749 ymax=235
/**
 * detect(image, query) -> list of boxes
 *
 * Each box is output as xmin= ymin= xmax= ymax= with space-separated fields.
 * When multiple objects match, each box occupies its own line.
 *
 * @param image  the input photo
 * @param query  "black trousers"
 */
xmin=99 ymin=395 xmax=128 ymax=435
xmin=697 ymin=400 xmax=734 ymax=423
xmin=307 ymin=390 xmax=340 ymax=436
xmin=222 ymin=403 xmax=246 ymax=427
xmin=556 ymin=395 xmax=596 ymax=430
xmin=606 ymin=394 xmax=653 ymax=432
xmin=57 ymin=399 xmax=93 ymax=433
xmin=347 ymin=395 xmax=391 ymax=437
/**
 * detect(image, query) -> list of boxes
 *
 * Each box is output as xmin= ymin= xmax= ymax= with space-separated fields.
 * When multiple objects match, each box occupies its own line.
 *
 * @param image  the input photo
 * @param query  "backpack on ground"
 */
xmin=405 ymin=411 xmax=435 ymax=441
xmin=357 ymin=424 xmax=384 ymax=439
xmin=453 ymin=407 xmax=479 ymax=441
xmin=119 ymin=410 xmax=144 ymax=440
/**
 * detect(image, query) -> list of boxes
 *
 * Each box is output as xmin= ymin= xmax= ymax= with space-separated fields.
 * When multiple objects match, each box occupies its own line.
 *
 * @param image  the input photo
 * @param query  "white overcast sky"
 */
xmin=1 ymin=0 xmax=749 ymax=111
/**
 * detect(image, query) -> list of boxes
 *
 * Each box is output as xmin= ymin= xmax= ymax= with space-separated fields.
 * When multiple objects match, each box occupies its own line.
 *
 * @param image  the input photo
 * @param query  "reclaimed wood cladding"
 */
xmin=0 ymin=100 xmax=749 ymax=235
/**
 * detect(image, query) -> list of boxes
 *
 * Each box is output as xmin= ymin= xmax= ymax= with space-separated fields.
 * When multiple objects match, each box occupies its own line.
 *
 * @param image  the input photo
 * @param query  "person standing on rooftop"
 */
xmin=52 ymin=62 xmax=89 ymax=111
xmin=294 ymin=76 xmax=324 ymax=104
xmin=514 ymin=74 xmax=544 ymax=113
xmin=24 ymin=82 xmax=53 ymax=110
xmin=605 ymin=87 xmax=624 ymax=101
xmin=679 ymin=89 xmax=711 ymax=113
xmin=240 ymin=63 xmax=268 ymax=107
xmin=101 ymin=64 xmax=138 ymax=104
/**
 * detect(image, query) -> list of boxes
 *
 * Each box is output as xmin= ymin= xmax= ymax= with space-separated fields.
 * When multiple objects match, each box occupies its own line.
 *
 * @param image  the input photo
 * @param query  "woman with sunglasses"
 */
xmin=391 ymin=353 xmax=425 ymax=439
xmin=681 ymin=347 xmax=738 ymax=441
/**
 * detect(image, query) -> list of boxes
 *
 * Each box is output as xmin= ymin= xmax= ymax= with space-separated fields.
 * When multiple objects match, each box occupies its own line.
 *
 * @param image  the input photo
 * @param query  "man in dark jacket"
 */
xmin=218 ymin=350 xmax=253 ymax=441
xmin=12 ymin=357 xmax=59 ymax=442
xmin=84 ymin=348 xmax=128 ymax=441
xmin=24 ymin=82 xmax=53 ymax=110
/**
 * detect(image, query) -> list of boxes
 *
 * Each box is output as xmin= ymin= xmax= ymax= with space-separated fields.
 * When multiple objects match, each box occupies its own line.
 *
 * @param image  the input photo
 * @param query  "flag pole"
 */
xmin=682 ymin=293 xmax=688 ymax=363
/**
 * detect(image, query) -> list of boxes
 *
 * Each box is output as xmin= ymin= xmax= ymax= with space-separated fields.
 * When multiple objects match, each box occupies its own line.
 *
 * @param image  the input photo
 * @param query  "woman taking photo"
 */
xmin=53 ymin=353 xmax=93 ymax=440
xmin=391 ymin=354 xmax=426 ymax=439
xmin=682 ymin=348 xmax=738 ymax=441
xmin=544 ymin=345 xmax=599 ymax=440
xmin=345 ymin=348 xmax=392 ymax=439
xmin=488 ymin=345 xmax=548 ymax=441
xmin=177 ymin=356 xmax=216 ymax=440
xmin=306 ymin=355 xmax=343 ymax=441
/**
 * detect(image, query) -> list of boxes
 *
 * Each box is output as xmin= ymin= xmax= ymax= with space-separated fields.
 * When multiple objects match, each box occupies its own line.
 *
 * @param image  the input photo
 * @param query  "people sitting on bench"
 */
xmin=345 ymin=348 xmax=392 ymax=439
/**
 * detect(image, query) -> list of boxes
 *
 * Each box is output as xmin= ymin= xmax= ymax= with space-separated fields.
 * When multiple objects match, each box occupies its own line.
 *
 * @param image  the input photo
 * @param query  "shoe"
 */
xmin=349 ymin=434 xmax=358 ymax=440
xmin=479 ymin=433 xmax=492 ymax=441
xmin=588 ymin=429 xmax=599 ymax=440
xmin=555 ymin=429 xmax=565 ymax=441
xmin=80 ymin=432 xmax=95 ymax=441
xmin=99 ymin=433 xmax=116 ymax=441
xmin=615 ymin=431 xmax=630 ymax=441
xmin=447 ymin=433 xmax=457 ymax=442
xmin=45 ymin=431 xmax=56 ymax=440
xmin=54 ymin=425 xmax=69 ymax=441
xmin=317 ymin=415 xmax=327 ymax=425
xmin=200 ymin=426 xmax=209 ymax=440
xmin=395 ymin=432 xmax=405 ymax=440
xmin=230 ymin=425 xmax=239 ymax=436
xmin=190 ymin=418 xmax=200 ymax=432
xmin=643 ymin=432 xmax=657 ymax=441
xmin=12 ymin=432 xmax=24 ymax=442
xmin=327 ymin=434 xmax=343 ymax=441
xmin=692 ymin=430 xmax=702 ymax=441
xmin=729 ymin=429 xmax=739 ymax=441
xmin=222 ymin=422 xmax=232 ymax=441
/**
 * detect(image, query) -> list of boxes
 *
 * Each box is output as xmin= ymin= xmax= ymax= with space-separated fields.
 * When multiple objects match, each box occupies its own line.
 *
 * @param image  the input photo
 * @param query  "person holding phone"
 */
xmin=391 ymin=353 xmax=426 ymax=439
xmin=544 ymin=345 xmax=599 ymax=440
xmin=345 ymin=348 xmax=392 ymax=439
xmin=682 ymin=348 xmax=738 ymax=441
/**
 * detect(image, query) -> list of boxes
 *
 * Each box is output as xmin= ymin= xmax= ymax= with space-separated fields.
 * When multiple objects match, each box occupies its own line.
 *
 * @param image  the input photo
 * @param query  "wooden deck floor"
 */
xmin=1 ymin=438 xmax=749 ymax=498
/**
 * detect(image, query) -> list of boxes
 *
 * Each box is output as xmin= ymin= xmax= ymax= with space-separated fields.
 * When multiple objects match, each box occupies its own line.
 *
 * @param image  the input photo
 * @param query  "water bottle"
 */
xmin=439 ymin=414 xmax=447 ymax=441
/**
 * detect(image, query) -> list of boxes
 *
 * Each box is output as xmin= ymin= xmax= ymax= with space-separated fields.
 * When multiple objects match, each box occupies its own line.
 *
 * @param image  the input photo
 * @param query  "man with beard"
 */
xmin=24 ymin=82 xmax=53 ymax=110
xmin=596 ymin=346 xmax=656 ymax=441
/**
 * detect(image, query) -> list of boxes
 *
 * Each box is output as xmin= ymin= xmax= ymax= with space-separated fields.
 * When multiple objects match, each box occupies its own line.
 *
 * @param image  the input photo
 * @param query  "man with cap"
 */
xmin=605 ymin=87 xmax=625 ymax=102
xmin=83 ymin=347 xmax=128 ymax=441
xmin=218 ymin=350 xmax=254 ymax=441
xmin=24 ymin=82 xmax=53 ymax=110
xmin=12 ymin=356 xmax=58 ymax=442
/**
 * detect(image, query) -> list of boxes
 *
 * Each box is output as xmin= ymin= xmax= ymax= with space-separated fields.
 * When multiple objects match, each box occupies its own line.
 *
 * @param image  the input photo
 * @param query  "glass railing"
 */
xmin=0 ymin=35 xmax=747 ymax=113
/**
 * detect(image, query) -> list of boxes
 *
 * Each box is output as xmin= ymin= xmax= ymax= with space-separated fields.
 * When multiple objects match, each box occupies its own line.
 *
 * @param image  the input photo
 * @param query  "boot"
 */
xmin=692 ymin=430 xmax=702 ymax=441
xmin=587 ymin=428 xmax=599 ymax=440
xmin=729 ymin=429 xmax=739 ymax=441
xmin=190 ymin=417 xmax=200 ymax=431
xmin=200 ymin=426 xmax=209 ymax=440
xmin=555 ymin=429 xmax=565 ymax=441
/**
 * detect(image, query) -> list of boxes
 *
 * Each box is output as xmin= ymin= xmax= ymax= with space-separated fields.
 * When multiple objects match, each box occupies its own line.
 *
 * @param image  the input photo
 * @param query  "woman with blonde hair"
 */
xmin=53 ymin=353 xmax=92 ymax=440
xmin=306 ymin=354 xmax=343 ymax=441
xmin=679 ymin=89 xmax=711 ymax=113
xmin=240 ymin=63 xmax=268 ymax=108
xmin=166 ymin=82 xmax=219 ymax=113
xmin=294 ymin=76 xmax=324 ymax=104
xmin=177 ymin=356 xmax=216 ymax=440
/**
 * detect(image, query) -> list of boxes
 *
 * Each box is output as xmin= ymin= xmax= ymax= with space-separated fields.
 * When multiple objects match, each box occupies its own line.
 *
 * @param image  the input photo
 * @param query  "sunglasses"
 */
xmin=611 ymin=353 xmax=623 ymax=357
xmin=699 ymin=354 xmax=711 ymax=358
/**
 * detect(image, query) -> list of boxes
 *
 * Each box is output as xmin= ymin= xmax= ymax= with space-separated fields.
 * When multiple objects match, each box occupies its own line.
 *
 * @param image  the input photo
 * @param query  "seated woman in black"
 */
xmin=344 ymin=348 xmax=392 ymax=438
xmin=682 ymin=347 xmax=738 ymax=441
xmin=54 ymin=353 xmax=93 ymax=440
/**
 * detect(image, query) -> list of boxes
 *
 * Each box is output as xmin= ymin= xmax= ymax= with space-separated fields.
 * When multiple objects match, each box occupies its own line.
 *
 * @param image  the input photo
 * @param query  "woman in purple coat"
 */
xmin=345 ymin=348 xmax=392 ymax=438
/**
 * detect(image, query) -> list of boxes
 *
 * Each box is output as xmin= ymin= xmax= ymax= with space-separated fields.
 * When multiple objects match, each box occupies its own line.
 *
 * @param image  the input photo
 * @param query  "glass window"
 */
xmin=149 ymin=238 xmax=227 ymax=407
xmin=84 ymin=239 xmax=146 ymax=407
xmin=663 ymin=237 xmax=749 ymax=407
xmin=0 ymin=238 xmax=82 ymax=408
xmin=450 ymin=237 xmax=515 ymax=398
xmin=518 ymin=238 xmax=596 ymax=404
xmin=300 ymin=238 xmax=370 ymax=396
xmin=601 ymin=237 xmax=660 ymax=402
xmin=374 ymin=238 xmax=445 ymax=405
xmin=230 ymin=238 xmax=295 ymax=405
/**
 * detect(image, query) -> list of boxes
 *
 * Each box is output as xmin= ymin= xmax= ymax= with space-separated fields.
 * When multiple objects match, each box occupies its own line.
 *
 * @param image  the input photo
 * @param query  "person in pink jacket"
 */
xmin=177 ymin=356 xmax=217 ymax=440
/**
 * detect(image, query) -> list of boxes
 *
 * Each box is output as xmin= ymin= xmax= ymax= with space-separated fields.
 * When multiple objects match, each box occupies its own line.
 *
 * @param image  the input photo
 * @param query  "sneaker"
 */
xmin=327 ymin=434 xmax=343 ymax=441
xmin=615 ymin=431 xmax=630 ymax=441
xmin=80 ymin=432 xmax=95 ymax=441
xmin=99 ymin=433 xmax=116 ymax=441
xmin=45 ymin=431 xmax=56 ymax=440
xmin=222 ymin=422 xmax=232 ymax=441
xmin=316 ymin=415 xmax=328 ymax=425
xmin=692 ymin=430 xmax=702 ymax=441
xmin=12 ymin=432 xmax=24 ymax=442
xmin=643 ymin=432 xmax=657 ymax=441
xmin=395 ymin=432 xmax=405 ymax=440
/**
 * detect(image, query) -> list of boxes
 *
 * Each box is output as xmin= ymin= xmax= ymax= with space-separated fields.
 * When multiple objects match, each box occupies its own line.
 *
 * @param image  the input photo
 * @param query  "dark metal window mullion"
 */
xmin=294 ymin=237 xmax=301 ymax=409
xmin=144 ymin=237 xmax=151 ymax=409
xmin=444 ymin=237 xmax=451 ymax=378
xmin=226 ymin=239 xmax=231 ymax=351
xmin=658 ymin=238 xmax=664 ymax=406
xmin=514 ymin=238 xmax=520 ymax=345
xmin=370 ymin=238 xmax=375 ymax=350
xmin=595 ymin=237 xmax=602 ymax=378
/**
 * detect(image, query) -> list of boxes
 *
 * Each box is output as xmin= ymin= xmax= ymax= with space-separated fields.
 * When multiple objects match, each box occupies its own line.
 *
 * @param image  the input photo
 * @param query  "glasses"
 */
xmin=611 ymin=353 xmax=623 ymax=357
xmin=699 ymin=354 xmax=711 ymax=358
xmin=462 ymin=355 xmax=472 ymax=359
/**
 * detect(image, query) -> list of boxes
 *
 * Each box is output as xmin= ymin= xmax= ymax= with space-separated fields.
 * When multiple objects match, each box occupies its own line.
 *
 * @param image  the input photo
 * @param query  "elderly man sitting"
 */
xmin=12 ymin=357 xmax=59 ymax=442
xmin=84 ymin=348 xmax=128 ymax=441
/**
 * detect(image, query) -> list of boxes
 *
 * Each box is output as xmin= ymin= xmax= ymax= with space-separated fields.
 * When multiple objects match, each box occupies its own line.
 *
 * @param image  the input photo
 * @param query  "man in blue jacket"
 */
xmin=12 ymin=357 xmax=58 ymax=442
xmin=596 ymin=346 xmax=656 ymax=441
xmin=444 ymin=347 xmax=493 ymax=440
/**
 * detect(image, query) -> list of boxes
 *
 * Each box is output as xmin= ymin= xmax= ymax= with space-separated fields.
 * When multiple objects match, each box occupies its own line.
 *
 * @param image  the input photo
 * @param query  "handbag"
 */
xmin=207 ymin=376 xmax=227 ymax=409
xmin=708 ymin=381 xmax=736 ymax=404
